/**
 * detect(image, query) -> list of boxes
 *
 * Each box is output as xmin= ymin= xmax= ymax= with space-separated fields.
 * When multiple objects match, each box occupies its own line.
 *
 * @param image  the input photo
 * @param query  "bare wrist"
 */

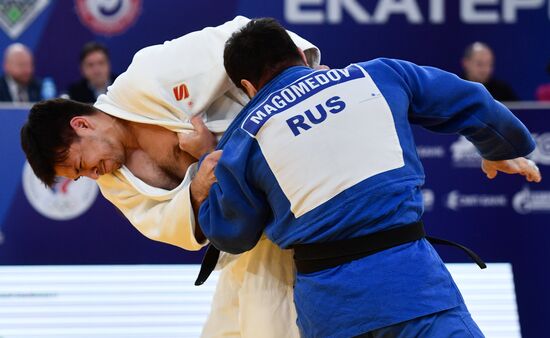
xmin=190 ymin=180 xmax=207 ymax=206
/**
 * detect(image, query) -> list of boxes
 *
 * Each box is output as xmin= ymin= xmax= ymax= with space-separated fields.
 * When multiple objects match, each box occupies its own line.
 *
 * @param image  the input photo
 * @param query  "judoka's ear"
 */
xmin=69 ymin=116 xmax=94 ymax=134
xmin=240 ymin=79 xmax=258 ymax=99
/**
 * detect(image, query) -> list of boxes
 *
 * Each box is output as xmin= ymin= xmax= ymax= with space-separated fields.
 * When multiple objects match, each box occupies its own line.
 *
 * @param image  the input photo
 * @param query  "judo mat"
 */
xmin=0 ymin=263 xmax=519 ymax=337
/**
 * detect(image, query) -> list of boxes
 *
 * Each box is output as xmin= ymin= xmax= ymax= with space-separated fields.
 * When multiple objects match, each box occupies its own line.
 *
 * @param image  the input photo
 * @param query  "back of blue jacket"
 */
xmin=199 ymin=58 xmax=535 ymax=337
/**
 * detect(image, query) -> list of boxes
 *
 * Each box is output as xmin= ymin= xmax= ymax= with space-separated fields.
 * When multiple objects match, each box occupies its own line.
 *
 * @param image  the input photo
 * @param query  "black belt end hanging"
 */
xmin=195 ymin=244 xmax=220 ymax=286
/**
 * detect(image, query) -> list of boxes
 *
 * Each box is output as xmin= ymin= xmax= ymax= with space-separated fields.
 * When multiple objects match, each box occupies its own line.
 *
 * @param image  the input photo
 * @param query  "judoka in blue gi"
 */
xmin=197 ymin=18 xmax=541 ymax=338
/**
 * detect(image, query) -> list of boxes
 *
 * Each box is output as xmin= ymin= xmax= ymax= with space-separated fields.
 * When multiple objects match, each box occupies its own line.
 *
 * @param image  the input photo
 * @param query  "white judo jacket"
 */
xmin=94 ymin=16 xmax=320 ymax=338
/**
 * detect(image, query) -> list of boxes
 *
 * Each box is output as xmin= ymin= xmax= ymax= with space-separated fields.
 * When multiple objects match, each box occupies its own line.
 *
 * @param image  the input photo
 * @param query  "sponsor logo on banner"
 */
xmin=513 ymin=187 xmax=550 ymax=214
xmin=417 ymin=145 xmax=445 ymax=159
xmin=75 ymin=0 xmax=141 ymax=36
xmin=446 ymin=190 xmax=507 ymax=211
xmin=530 ymin=132 xmax=550 ymax=166
xmin=22 ymin=162 xmax=98 ymax=221
xmin=0 ymin=0 xmax=49 ymax=39
xmin=450 ymin=136 xmax=481 ymax=168
xmin=422 ymin=189 xmax=434 ymax=211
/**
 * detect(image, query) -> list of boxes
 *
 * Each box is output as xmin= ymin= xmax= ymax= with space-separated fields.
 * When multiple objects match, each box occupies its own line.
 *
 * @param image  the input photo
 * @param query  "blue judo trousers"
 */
xmin=199 ymin=58 xmax=535 ymax=338
xmin=356 ymin=303 xmax=483 ymax=337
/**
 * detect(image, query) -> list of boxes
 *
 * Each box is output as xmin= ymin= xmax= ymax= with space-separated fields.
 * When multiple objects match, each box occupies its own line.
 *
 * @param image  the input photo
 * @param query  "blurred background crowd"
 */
xmin=2 ymin=39 xmax=550 ymax=105
xmin=0 ymin=40 xmax=113 ymax=103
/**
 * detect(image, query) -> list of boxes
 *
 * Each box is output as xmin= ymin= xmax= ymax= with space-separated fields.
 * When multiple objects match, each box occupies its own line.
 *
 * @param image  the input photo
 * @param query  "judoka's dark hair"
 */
xmin=20 ymin=98 xmax=98 ymax=187
xmin=224 ymin=18 xmax=304 ymax=91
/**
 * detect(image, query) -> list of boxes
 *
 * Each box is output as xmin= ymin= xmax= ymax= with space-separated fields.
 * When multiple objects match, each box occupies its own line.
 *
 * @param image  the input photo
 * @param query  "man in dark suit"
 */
xmin=0 ymin=43 xmax=42 ymax=102
xmin=67 ymin=42 xmax=115 ymax=103
xmin=461 ymin=42 xmax=518 ymax=102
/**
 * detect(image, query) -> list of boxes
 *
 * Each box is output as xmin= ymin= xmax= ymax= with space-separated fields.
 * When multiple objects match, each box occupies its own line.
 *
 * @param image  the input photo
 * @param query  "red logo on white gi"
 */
xmin=75 ymin=0 xmax=141 ymax=36
xmin=173 ymin=83 xmax=190 ymax=101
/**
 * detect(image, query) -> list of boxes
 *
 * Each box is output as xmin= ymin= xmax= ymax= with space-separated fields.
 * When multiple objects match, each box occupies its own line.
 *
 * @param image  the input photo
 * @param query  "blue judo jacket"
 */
xmin=199 ymin=58 xmax=535 ymax=338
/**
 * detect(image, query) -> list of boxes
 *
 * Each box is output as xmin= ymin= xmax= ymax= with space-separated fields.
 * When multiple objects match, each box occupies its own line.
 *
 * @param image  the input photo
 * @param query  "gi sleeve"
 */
xmin=198 ymin=130 xmax=269 ymax=254
xmin=96 ymin=164 xmax=206 ymax=251
xmin=377 ymin=58 xmax=535 ymax=160
xmin=95 ymin=16 xmax=320 ymax=134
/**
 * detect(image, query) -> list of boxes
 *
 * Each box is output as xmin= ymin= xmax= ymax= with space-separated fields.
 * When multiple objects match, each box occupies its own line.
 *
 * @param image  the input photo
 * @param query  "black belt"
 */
xmin=194 ymin=221 xmax=486 ymax=285
xmin=292 ymin=221 xmax=486 ymax=274
xmin=195 ymin=244 xmax=220 ymax=286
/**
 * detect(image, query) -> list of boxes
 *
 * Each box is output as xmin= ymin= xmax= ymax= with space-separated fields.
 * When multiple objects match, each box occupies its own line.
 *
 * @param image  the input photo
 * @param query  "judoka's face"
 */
xmin=54 ymin=116 xmax=125 ymax=181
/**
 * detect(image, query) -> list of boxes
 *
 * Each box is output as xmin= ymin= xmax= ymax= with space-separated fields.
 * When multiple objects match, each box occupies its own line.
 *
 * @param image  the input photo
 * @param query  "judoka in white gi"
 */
xmin=20 ymin=16 xmax=320 ymax=338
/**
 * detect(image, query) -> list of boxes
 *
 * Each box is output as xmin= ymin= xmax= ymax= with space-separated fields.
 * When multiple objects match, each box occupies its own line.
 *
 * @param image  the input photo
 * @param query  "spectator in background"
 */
xmin=0 ymin=43 xmax=42 ymax=102
xmin=67 ymin=42 xmax=115 ymax=103
xmin=535 ymin=61 xmax=550 ymax=101
xmin=461 ymin=42 xmax=518 ymax=102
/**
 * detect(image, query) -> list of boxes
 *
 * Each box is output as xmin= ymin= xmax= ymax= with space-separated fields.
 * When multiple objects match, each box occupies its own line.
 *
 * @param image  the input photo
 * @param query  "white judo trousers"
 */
xmin=93 ymin=16 xmax=320 ymax=338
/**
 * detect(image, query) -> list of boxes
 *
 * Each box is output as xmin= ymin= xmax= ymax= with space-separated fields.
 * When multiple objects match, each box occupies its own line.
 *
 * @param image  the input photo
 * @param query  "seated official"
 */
xmin=0 ymin=43 xmax=41 ymax=102
xmin=67 ymin=42 xmax=116 ymax=103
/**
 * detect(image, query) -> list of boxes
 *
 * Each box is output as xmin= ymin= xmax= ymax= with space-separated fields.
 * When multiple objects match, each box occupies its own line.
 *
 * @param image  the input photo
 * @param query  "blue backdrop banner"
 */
xmin=0 ymin=1 xmax=549 ymax=100
xmin=0 ymin=0 xmax=549 ymax=336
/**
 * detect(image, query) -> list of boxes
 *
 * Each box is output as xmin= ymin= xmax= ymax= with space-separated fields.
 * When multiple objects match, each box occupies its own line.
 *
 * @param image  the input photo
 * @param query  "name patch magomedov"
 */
xmin=242 ymin=67 xmax=362 ymax=136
